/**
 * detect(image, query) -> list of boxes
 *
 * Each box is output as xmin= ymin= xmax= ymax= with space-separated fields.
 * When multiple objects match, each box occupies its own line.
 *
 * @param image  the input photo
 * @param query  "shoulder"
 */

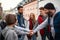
xmin=54 ymin=12 xmax=60 ymax=20
xmin=6 ymin=29 xmax=17 ymax=37
xmin=56 ymin=12 xmax=60 ymax=15
xmin=7 ymin=30 xmax=14 ymax=35
xmin=38 ymin=15 xmax=43 ymax=20
xmin=55 ymin=12 xmax=60 ymax=17
xmin=16 ymin=13 xmax=20 ymax=16
xmin=38 ymin=15 xmax=42 ymax=18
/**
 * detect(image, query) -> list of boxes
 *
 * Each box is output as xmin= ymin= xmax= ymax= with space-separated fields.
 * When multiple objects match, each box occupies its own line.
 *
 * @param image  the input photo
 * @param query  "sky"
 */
xmin=0 ymin=0 xmax=22 ymax=10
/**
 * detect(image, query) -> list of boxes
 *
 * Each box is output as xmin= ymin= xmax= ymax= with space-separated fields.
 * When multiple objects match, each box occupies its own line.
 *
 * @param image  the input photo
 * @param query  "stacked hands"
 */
xmin=28 ymin=30 xmax=34 ymax=36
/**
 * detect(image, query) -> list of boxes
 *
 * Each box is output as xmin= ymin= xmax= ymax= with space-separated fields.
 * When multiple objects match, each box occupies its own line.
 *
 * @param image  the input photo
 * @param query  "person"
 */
xmin=0 ymin=3 xmax=3 ymax=18
xmin=0 ymin=13 xmax=7 ymax=40
xmin=1 ymin=14 xmax=31 ymax=40
xmin=38 ymin=7 xmax=50 ymax=40
xmin=0 ymin=25 xmax=1 ymax=40
xmin=16 ymin=6 xmax=25 ymax=40
xmin=44 ymin=3 xmax=60 ymax=40
xmin=27 ymin=13 xmax=38 ymax=40
xmin=0 ymin=15 xmax=7 ymax=30
xmin=1 ymin=14 xmax=18 ymax=40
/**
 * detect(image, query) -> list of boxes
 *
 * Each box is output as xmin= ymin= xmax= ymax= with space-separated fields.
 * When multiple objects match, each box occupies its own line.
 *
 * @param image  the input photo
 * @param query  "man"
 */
xmin=44 ymin=3 xmax=60 ymax=40
xmin=38 ymin=7 xmax=50 ymax=40
xmin=17 ymin=6 xmax=26 ymax=40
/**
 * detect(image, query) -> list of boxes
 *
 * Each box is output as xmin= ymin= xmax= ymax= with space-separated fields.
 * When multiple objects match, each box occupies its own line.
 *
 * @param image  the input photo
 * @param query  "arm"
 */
xmin=14 ymin=27 xmax=29 ymax=35
xmin=33 ymin=17 xmax=48 ymax=33
xmin=24 ymin=19 xmax=29 ymax=30
xmin=33 ymin=21 xmax=38 ymax=30
xmin=15 ymin=25 xmax=30 ymax=32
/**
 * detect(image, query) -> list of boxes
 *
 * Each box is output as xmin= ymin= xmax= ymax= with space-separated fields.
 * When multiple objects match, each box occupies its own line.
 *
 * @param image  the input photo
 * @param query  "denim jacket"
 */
xmin=17 ymin=13 xmax=25 ymax=28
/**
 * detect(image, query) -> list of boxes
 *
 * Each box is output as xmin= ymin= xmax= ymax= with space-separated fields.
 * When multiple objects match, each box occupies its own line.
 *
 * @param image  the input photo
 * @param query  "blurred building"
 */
xmin=9 ymin=0 xmax=37 ymax=13
xmin=0 ymin=3 xmax=3 ymax=17
xmin=3 ymin=0 xmax=44 ymax=14
xmin=0 ymin=3 xmax=3 ymax=19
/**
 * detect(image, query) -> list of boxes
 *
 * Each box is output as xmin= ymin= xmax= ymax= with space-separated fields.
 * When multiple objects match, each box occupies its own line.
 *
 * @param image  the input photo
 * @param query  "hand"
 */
xmin=29 ymin=30 xmax=34 ymax=36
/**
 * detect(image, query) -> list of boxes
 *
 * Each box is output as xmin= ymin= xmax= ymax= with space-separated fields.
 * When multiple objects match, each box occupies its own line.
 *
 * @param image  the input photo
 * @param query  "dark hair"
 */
xmin=44 ymin=3 xmax=55 ymax=10
xmin=39 ymin=7 xmax=45 ymax=10
xmin=5 ymin=14 xmax=17 ymax=25
xmin=17 ymin=6 xmax=23 ymax=10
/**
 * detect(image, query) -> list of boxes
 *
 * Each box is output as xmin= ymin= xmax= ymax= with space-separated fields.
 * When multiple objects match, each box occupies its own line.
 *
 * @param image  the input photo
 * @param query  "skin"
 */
xmin=30 ymin=14 xmax=34 ymax=19
xmin=49 ymin=9 xmax=56 ymax=16
xmin=40 ymin=10 xmax=47 ymax=17
xmin=44 ymin=8 xmax=56 ymax=17
xmin=18 ymin=8 xmax=23 ymax=14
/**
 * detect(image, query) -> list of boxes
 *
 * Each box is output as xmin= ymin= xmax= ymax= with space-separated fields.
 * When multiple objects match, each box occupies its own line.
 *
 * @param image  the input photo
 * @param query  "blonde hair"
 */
xmin=30 ymin=13 xmax=36 ymax=24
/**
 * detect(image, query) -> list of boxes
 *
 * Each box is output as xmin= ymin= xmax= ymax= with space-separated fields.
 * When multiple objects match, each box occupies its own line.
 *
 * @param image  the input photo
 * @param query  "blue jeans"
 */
xmin=32 ymin=34 xmax=37 ymax=40
xmin=18 ymin=35 xmax=25 ymax=40
xmin=27 ymin=34 xmax=37 ymax=40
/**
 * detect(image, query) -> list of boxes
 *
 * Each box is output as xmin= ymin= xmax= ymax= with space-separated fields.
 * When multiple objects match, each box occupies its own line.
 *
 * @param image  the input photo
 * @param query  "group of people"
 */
xmin=0 ymin=2 xmax=60 ymax=40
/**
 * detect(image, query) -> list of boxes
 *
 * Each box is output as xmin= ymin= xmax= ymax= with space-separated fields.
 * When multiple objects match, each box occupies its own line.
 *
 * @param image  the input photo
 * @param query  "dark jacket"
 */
xmin=53 ymin=12 xmax=60 ymax=33
xmin=0 ymin=21 xmax=7 ymax=30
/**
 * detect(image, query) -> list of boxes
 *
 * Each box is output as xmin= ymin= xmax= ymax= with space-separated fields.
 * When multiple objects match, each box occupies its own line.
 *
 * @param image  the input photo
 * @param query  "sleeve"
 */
xmin=18 ymin=30 xmax=29 ymax=35
xmin=15 ymin=25 xmax=30 ymax=32
xmin=33 ymin=21 xmax=38 ymax=30
xmin=14 ymin=27 xmax=29 ymax=35
xmin=24 ymin=20 xmax=29 ymax=30
xmin=33 ymin=17 xmax=48 ymax=33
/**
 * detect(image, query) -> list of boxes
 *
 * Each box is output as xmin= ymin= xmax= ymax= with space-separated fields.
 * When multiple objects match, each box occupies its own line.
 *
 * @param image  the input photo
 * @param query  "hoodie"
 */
xmin=2 ymin=26 xmax=18 ymax=40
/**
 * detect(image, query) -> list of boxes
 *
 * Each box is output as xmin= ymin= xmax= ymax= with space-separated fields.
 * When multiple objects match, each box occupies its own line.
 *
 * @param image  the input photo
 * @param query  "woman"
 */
xmin=27 ymin=13 xmax=38 ymax=40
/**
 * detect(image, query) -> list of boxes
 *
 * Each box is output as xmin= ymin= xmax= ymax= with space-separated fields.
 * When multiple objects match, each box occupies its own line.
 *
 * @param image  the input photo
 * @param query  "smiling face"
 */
xmin=44 ymin=8 xmax=49 ymax=14
xmin=40 ymin=10 xmax=46 ymax=16
xmin=30 ymin=13 xmax=34 ymax=19
xmin=49 ymin=9 xmax=56 ymax=14
xmin=44 ymin=8 xmax=56 ymax=17
xmin=39 ymin=7 xmax=47 ymax=16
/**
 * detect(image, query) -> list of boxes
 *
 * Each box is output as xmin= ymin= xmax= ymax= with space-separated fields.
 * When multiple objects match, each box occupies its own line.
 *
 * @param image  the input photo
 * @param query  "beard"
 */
xmin=47 ymin=11 xmax=53 ymax=17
